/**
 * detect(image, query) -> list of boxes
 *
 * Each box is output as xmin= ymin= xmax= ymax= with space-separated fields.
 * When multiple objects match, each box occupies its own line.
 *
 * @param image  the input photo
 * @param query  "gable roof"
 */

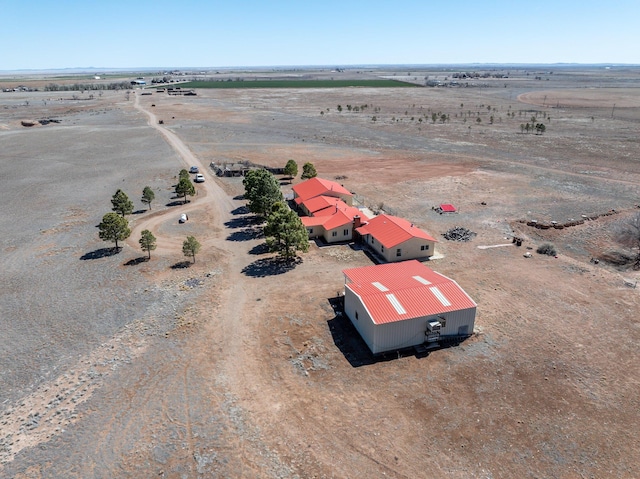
xmin=301 ymin=195 xmax=345 ymax=215
xmin=343 ymin=260 xmax=476 ymax=324
xmin=293 ymin=177 xmax=352 ymax=204
xmin=355 ymin=214 xmax=437 ymax=248
xmin=301 ymin=204 xmax=369 ymax=230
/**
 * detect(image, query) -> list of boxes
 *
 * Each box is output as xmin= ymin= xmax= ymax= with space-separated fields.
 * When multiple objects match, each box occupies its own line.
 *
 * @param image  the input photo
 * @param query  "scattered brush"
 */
xmin=536 ymin=243 xmax=557 ymax=256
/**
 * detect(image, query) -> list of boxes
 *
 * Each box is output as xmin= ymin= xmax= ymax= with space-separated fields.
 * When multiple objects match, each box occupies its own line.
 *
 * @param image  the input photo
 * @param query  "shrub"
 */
xmin=536 ymin=243 xmax=557 ymax=256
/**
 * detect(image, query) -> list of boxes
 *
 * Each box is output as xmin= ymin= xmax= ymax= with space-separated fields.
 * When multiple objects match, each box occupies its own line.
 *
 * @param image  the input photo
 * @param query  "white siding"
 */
xmin=438 ymin=307 xmax=476 ymax=337
xmin=344 ymin=288 xmax=476 ymax=355
xmin=324 ymin=223 xmax=353 ymax=243
xmin=385 ymin=237 xmax=435 ymax=262
xmin=343 ymin=287 xmax=377 ymax=352
xmin=372 ymin=317 xmax=428 ymax=354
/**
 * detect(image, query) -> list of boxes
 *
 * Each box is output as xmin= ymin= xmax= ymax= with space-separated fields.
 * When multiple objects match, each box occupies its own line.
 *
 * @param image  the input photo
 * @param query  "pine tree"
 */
xmin=264 ymin=202 xmax=309 ymax=261
xmin=175 ymin=178 xmax=195 ymax=204
xmin=243 ymin=169 xmax=283 ymax=217
xmin=301 ymin=162 xmax=317 ymax=180
xmin=111 ymin=189 xmax=134 ymax=217
xmin=182 ymin=236 xmax=201 ymax=263
xmin=284 ymin=160 xmax=298 ymax=183
xmin=98 ymin=212 xmax=130 ymax=250
xmin=139 ymin=229 xmax=157 ymax=259
xmin=141 ymin=186 xmax=155 ymax=210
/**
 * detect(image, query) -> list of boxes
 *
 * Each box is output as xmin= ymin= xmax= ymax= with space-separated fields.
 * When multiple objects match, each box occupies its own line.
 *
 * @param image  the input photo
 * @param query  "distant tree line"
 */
xmin=44 ymin=82 xmax=131 ymax=91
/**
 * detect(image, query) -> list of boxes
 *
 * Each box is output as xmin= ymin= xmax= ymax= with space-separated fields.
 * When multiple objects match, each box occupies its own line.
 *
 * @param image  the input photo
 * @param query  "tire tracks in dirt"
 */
xmin=127 ymin=92 xmax=288 ymax=474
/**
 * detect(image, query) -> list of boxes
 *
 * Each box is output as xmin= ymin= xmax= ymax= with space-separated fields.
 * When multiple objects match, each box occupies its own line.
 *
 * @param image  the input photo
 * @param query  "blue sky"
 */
xmin=2 ymin=0 xmax=638 ymax=70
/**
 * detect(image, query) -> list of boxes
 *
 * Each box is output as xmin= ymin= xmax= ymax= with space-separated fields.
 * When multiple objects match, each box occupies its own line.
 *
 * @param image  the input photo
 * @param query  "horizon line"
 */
xmin=2 ymin=62 xmax=640 ymax=75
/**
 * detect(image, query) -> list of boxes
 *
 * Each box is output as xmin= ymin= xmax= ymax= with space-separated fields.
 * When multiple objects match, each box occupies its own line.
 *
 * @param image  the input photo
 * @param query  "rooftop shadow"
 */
xmin=241 ymin=256 xmax=301 ymax=277
xmin=80 ymin=247 xmax=121 ymax=260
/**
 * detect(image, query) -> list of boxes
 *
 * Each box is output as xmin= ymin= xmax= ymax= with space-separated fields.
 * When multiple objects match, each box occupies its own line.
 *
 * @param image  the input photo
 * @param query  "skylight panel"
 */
xmin=430 ymin=286 xmax=451 ymax=307
xmin=412 ymin=275 xmax=431 ymax=285
xmin=372 ymin=282 xmax=389 ymax=291
xmin=386 ymin=294 xmax=407 ymax=314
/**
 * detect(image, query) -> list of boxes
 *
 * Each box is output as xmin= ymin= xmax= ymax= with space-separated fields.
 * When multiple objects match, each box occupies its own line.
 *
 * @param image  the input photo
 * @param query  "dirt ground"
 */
xmin=1 ymin=67 xmax=640 ymax=478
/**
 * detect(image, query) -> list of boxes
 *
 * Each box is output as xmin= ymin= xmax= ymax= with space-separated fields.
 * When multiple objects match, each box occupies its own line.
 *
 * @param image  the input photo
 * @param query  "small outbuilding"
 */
xmin=436 ymin=203 xmax=457 ymax=214
xmin=342 ymin=260 xmax=476 ymax=355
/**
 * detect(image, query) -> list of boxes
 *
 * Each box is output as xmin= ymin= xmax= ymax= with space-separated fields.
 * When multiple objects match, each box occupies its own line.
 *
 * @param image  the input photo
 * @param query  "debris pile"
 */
xmin=442 ymin=226 xmax=477 ymax=242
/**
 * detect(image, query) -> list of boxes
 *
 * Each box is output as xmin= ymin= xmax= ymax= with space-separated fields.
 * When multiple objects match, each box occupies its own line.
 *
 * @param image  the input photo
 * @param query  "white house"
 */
xmin=355 ymin=214 xmax=437 ymax=262
xmin=342 ymin=260 xmax=476 ymax=355
xmin=292 ymin=177 xmax=353 ymax=206
xmin=300 ymin=196 xmax=369 ymax=243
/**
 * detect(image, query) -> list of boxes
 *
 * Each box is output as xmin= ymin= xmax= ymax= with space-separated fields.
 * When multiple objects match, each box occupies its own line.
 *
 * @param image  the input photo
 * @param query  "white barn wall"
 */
xmin=373 ymin=318 xmax=428 ymax=354
xmin=343 ymin=287 xmax=376 ymax=352
xmin=439 ymin=307 xmax=476 ymax=337
xmin=344 ymin=284 xmax=476 ymax=355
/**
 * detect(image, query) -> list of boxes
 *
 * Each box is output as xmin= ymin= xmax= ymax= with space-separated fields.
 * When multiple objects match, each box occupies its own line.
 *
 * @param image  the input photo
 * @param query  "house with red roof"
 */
xmin=292 ymin=177 xmax=353 ymax=206
xmin=300 ymin=196 xmax=369 ymax=243
xmin=342 ymin=260 xmax=476 ymax=354
xmin=355 ymin=214 xmax=437 ymax=262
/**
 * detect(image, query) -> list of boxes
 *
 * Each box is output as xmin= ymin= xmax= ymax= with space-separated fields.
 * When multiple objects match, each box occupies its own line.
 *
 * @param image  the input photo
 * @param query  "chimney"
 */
xmin=353 ymin=215 xmax=362 ymax=228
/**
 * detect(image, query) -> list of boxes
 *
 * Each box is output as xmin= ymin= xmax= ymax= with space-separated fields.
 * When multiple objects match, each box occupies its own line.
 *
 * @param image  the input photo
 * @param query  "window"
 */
xmin=381 ymin=246 xmax=384 ymax=252
xmin=307 ymin=228 xmax=313 ymax=234
xmin=343 ymin=229 xmax=349 ymax=236
xmin=396 ymin=248 xmax=402 ymax=257
xmin=371 ymin=237 xmax=375 ymax=244
xmin=421 ymin=244 xmax=430 ymax=251
xmin=355 ymin=311 xmax=359 ymax=320
xmin=332 ymin=231 xmax=338 ymax=237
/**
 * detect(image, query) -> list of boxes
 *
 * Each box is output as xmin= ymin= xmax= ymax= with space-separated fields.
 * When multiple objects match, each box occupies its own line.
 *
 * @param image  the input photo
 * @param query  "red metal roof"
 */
xmin=301 ymin=205 xmax=369 ymax=230
xmin=343 ymin=260 xmax=476 ymax=324
xmin=301 ymin=216 xmax=328 ymax=227
xmin=439 ymin=204 xmax=457 ymax=212
xmin=302 ymin=195 xmax=345 ymax=216
xmin=292 ymin=177 xmax=352 ymax=202
xmin=355 ymin=214 xmax=437 ymax=248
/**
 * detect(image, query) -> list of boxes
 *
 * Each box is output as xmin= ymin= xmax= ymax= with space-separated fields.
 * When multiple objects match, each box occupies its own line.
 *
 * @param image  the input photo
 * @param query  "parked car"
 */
xmin=189 ymin=166 xmax=199 ymax=173
xmin=194 ymin=174 xmax=205 ymax=183
xmin=179 ymin=213 xmax=188 ymax=223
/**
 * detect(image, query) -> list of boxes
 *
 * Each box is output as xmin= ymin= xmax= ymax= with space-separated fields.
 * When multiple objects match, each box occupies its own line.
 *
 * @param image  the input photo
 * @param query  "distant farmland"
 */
xmin=173 ymin=79 xmax=419 ymax=89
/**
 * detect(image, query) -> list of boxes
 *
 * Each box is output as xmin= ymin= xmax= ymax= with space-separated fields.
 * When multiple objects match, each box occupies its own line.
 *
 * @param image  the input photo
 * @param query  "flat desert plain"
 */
xmin=1 ymin=67 xmax=639 ymax=478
